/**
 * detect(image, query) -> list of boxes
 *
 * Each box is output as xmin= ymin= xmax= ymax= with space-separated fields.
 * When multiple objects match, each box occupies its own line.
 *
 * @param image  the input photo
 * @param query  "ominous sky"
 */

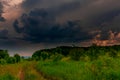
xmin=0 ymin=0 xmax=120 ymax=56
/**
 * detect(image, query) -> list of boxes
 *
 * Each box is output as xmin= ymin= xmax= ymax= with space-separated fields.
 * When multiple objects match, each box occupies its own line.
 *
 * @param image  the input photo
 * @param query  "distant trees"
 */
xmin=70 ymin=49 xmax=84 ymax=61
xmin=0 ymin=45 xmax=120 ymax=64
xmin=7 ymin=57 xmax=16 ymax=64
xmin=32 ymin=45 xmax=120 ymax=61
xmin=0 ymin=50 xmax=9 ymax=59
xmin=0 ymin=50 xmax=9 ymax=64
xmin=14 ymin=54 xmax=21 ymax=63
xmin=32 ymin=51 xmax=51 ymax=61
xmin=0 ymin=50 xmax=21 ymax=64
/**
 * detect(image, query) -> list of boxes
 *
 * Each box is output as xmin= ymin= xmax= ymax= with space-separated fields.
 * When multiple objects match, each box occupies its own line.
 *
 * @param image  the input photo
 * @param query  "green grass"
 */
xmin=0 ymin=73 xmax=18 ymax=80
xmin=0 ymin=61 xmax=46 ymax=80
xmin=1 ymin=56 xmax=120 ymax=80
xmin=36 ymin=56 xmax=120 ymax=80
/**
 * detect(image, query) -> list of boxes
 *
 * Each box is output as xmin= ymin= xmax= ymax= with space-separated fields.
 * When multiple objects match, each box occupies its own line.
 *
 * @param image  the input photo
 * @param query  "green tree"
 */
xmin=0 ymin=50 xmax=9 ymax=59
xmin=41 ymin=52 xmax=49 ymax=60
xmin=14 ymin=54 xmax=21 ymax=63
xmin=7 ymin=57 xmax=16 ymax=64
xmin=0 ymin=59 xmax=7 ymax=64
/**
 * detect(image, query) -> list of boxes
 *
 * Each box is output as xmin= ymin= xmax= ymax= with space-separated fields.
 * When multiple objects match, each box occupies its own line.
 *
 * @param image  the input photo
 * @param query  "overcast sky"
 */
xmin=0 ymin=0 xmax=120 ymax=56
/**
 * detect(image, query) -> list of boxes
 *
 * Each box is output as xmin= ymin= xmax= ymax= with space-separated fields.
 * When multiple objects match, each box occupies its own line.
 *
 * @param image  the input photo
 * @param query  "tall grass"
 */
xmin=0 ymin=73 xmax=18 ymax=80
xmin=36 ymin=56 xmax=120 ymax=80
xmin=22 ymin=61 xmax=46 ymax=80
xmin=0 ymin=61 xmax=46 ymax=80
xmin=0 ymin=63 xmax=22 ymax=79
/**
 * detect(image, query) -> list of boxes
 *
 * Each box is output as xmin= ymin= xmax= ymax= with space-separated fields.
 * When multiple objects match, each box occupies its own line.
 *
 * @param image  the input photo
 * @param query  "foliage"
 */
xmin=0 ymin=59 xmax=7 ymax=64
xmin=0 ymin=50 xmax=9 ymax=59
xmin=14 ymin=54 xmax=21 ymax=63
xmin=52 ymin=53 xmax=63 ymax=62
xmin=70 ymin=48 xmax=84 ymax=61
xmin=0 ymin=73 xmax=18 ymax=80
xmin=36 ymin=57 xmax=120 ymax=80
xmin=7 ymin=57 xmax=16 ymax=64
xmin=1 ymin=45 xmax=120 ymax=80
xmin=32 ymin=45 xmax=120 ymax=61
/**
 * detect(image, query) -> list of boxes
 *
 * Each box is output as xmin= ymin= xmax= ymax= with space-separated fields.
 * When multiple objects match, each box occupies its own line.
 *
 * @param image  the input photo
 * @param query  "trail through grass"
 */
xmin=0 ymin=61 xmax=47 ymax=80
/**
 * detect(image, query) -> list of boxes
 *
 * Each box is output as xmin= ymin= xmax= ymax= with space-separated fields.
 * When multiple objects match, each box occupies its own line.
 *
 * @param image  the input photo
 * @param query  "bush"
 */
xmin=7 ymin=57 xmax=16 ymax=64
xmin=52 ymin=53 xmax=63 ymax=62
xmin=0 ymin=59 xmax=7 ymax=64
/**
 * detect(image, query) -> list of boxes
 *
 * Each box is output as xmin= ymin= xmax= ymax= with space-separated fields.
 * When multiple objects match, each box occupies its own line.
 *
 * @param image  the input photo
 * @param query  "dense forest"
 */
xmin=32 ymin=45 xmax=120 ymax=61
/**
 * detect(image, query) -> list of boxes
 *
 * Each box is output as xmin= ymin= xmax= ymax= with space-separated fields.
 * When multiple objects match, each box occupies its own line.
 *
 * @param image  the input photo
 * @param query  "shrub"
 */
xmin=0 ymin=59 xmax=6 ymax=64
xmin=52 ymin=53 xmax=63 ymax=62
xmin=7 ymin=57 xmax=16 ymax=64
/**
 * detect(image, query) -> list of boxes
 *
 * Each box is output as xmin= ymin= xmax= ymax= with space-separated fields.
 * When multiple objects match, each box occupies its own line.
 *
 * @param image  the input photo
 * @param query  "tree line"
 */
xmin=32 ymin=45 xmax=120 ymax=61
xmin=0 ymin=50 xmax=21 ymax=64
xmin=1 ymin=44 xmax=120 ymax=64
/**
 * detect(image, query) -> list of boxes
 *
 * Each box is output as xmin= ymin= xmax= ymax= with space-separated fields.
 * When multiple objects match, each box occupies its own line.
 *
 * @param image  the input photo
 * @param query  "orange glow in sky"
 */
xmin=2 ymin=0 xmax=23 ymax=6
xmin=2 ymin=0 xmax=24 ymax=20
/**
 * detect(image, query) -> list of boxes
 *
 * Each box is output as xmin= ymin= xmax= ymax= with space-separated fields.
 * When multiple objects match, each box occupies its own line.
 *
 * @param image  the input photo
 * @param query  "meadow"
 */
xmin=36 ymin=56 xmax=120 ymax=80
xmin=1 ymin=45 xmax=120 ymax=80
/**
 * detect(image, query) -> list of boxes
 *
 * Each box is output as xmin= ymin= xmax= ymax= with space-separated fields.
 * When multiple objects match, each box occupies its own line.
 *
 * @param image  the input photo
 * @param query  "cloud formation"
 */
xmin=1 ymin=0 xmax=120 ymax=55
xmin=13 ymin=9 xmax=93 ymax=43
xmin=0 ymin=29 xmax=8 ymax=39
xmin=13 ymin=0 xmax=120 ymax=44
xmin=0 ymin=2 xmax=5 ymax=22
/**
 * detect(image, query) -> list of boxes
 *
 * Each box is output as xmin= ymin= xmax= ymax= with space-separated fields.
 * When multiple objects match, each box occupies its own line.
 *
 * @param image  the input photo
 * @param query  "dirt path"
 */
xmin=19 ymin=69 xmax=25 ymax=80
xmin=18 ymin=62 xmax=47 ymax=80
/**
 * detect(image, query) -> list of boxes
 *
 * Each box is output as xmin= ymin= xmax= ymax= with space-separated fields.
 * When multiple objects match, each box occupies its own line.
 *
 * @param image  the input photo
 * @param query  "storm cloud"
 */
xmin=13 ymin=0 xmax=120 ymax=44
xmin=0 ymin=29 xmax=8 ymax=39
xmin=13 ymin=9 xmax=93 ymax=43
xmin=21 ymin=0 xmax=120 ymax=32
xmin=1 ymin=0 xmax=120 ymax=55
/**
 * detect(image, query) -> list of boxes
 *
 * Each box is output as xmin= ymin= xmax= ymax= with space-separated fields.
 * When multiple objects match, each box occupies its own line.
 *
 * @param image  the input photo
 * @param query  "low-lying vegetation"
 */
xmin=36 ymin=56 xmax=120 ymax=80
xmin=1 ymin=45 xmax=120 ymax=80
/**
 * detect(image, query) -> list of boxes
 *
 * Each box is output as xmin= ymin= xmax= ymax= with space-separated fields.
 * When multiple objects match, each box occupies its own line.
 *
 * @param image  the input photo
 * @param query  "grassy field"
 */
xmin=1 ymin=46 xmax=120 ymax=80
xmin=36 ymin=56 xmax=120 ymax=80
xmin=0 ymin=63 xmax=22 ymax=80
xmin=0 ymin=61 xmax=46 ymax=80
xmin=1 ymin=56 xmax=120 ymax=80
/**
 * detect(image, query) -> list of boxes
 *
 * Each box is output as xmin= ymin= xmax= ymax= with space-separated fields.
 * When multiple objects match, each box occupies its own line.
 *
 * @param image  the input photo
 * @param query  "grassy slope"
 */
xmin=36 ymin=56 xmax=120 ymax=80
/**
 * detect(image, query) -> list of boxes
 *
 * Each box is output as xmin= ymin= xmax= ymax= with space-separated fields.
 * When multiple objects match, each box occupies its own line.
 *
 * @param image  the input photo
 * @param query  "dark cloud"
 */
xmin=0 ymin=2 xmax=5 ymax=22
xmin=22 ymin=0 xmax=81 ymax=17
xmin=13 ymin=19 xmax=24 ymax=33
xmin=0 ymin=29 xmax=8 ymax=39
xmin=22 ymin=0 xmax=78 ymax=9
xmin=1 ymin=0 xmax=120 ymax=55
xmin=3 ymin=1 xmax=120 ymax=44
xmin=13 ymin=9 xmax=93 ymax=43
xmin=88 ymin=9 xmax=120 ymax=26
xmin=14 ymin=0 xmax=120 ymax=44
